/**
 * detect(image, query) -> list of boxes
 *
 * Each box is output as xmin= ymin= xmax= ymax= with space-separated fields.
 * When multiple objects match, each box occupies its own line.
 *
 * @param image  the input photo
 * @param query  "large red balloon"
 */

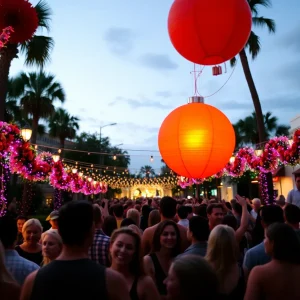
xmin=168 ymin=0 xmax=252 ymax=65
xmin=158 ymin=102 xmax=236 ymax=178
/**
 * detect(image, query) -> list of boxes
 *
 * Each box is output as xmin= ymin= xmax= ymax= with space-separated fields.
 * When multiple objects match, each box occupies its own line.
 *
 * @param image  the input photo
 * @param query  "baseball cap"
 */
xmin=46 ymin=210 xmax=59 ymax=221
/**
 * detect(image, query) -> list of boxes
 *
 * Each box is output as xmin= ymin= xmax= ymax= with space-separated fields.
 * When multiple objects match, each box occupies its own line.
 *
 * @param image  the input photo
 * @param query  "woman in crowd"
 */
xmin=127 ymin=209 xmax=140 ymax=228
xmin=206 ymin=225 xmax=244 ymax=299
xmin=109 ymin=227 xmax=160 ymax=300
xmin=41 ymin=229 xmax=63 ymax=266
xmin=15 ymin=218 xmax=43 ymax=265
xmin=0 ymin=241 xmax=20 ymax=300
xmin=164 ymin=255 xmax=219 ymax=300
xmin=245 ymin=223 xmax=300 ymax=300
xmin=144 ymin=220 xmax=181 ymax=296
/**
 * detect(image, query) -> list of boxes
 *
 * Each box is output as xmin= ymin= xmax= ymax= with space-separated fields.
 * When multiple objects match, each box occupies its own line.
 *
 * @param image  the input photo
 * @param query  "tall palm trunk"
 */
xmin=31 ymin=115 xmax=39 ymax=144
xmin=239 ymin=48 xmax=274 ymax=204
xmin=0 ymin=44 xmax=18 ymax=121
xmin=239 ymin=48 xmax=265 ymax=143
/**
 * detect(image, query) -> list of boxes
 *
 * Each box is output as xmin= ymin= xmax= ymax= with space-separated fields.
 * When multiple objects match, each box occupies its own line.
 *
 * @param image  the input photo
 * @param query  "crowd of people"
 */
xmin=1 ymin=180 xmax=300 ymax=299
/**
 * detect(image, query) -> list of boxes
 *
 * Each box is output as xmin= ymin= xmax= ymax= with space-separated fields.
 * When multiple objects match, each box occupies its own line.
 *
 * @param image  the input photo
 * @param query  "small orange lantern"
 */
xmin=158 ymin=97 xmax=236 ymax=178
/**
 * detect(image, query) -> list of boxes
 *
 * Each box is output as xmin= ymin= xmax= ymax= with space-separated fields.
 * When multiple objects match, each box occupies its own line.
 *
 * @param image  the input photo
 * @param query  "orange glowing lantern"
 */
xmin=158 ymin=97 xmax=235 ymax=178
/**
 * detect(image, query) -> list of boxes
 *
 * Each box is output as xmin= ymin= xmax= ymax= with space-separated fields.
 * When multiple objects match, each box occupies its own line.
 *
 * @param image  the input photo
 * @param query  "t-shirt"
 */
xmin=287 ymin=189 xmax=300 ymax=208
xmin=250 ymin=209 xmax=258 ymax=219
xmin=243 ymin=242 xmax=271 ymax=273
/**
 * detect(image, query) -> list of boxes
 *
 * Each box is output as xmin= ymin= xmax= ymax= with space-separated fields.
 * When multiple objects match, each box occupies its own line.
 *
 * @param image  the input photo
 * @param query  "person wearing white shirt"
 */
xmin=287 ymin=174 xmax=300 ymax=208
xmin=177 ymin=206 xmax=189 ymax=228
xmin=250 ymin=198 xmax=261 ymax=220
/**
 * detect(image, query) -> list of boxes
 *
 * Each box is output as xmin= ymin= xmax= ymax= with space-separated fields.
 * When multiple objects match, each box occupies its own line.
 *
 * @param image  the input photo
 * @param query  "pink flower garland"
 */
xmin=0 ymin=26 xmax=14 ymax=48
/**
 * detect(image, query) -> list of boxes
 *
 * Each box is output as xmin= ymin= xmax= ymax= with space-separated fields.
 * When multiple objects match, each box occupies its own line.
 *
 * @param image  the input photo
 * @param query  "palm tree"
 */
xmin=139 ymin=165 xmax=156 ymax=178
xmin=49 ymin=108 xmax=80 ymax=149
xmin=0 ymin=0 xmax=54 ymax=121
xmin=10 ymin=71 xmax=65 ymax=143
xmin=234 ymin=111 xmax=290 ymax=149
xmin=231 ymin=0 xmax=275 ymax=144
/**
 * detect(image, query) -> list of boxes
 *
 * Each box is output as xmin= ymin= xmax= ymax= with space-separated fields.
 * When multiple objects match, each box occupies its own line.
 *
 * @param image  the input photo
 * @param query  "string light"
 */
xmin=54 ymin=189 xmax=62 ymax=210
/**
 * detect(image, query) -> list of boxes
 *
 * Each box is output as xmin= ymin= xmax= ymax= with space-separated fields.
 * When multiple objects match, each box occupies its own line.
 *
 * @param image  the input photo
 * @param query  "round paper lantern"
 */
xmin=0 ymin=0 xmax=39 ymax=44
xmin=158 ymin=97 xmax=235 ymax=178
xmin=168 ymin=0 xmax=252 ymax=65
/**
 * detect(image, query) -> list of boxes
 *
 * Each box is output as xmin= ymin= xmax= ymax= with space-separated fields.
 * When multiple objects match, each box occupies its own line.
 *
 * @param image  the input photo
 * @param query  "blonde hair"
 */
xmin=126 ymin=208 xmax=140 ymax=227
xmin=41 ymin=229 xmax=63 ymax=266
xmin=205 ymin=225 xmax=238 ymax=287
xmin=0 ymin=241 xmax=16 ymax=283
xmin=22 ymin=218 xmax=43 ymax=236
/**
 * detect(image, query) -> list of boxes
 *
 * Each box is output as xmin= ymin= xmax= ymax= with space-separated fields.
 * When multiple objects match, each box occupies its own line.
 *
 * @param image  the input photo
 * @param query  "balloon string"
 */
xmin=191 ymin=64 xmax=205 ymax=96
xmin=203 ymin=58 xmax=238 ymax=98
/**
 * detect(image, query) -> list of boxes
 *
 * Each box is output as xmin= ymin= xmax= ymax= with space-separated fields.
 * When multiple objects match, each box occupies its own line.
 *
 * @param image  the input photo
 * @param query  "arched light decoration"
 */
xmin=20 ymin=125 xmax=32 ymax=141
xmin=168 ymin=0 xmax=252 ymax=65
xmin=158 ymin=96 xmax=236 ymax=178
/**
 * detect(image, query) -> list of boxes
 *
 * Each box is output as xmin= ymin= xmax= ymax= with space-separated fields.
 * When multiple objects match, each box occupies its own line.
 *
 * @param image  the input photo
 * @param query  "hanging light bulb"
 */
xmin=88 ymin=177 xmax=92 ymax=182
xmin=78 ymin=172 xmax=83 ymax=177
xmin=52 ymin=154 xmax=60 ymax=163
xmin=72 ymin=168 xmax=77 ymax=174
xmin=113 ymin=155 xmax=117 ymax=160
xmin=150 ymin=155 xmax=154 ymax=162
xmin=255 ymin=149 xmax=263 ymax=156
xmin=58 ymin=149 xmax=62 ymax=154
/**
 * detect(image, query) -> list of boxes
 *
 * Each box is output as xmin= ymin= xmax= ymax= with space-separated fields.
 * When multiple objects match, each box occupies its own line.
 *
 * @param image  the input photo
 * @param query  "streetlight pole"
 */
xmin=99 ymin=122 xmax=117 ymax=170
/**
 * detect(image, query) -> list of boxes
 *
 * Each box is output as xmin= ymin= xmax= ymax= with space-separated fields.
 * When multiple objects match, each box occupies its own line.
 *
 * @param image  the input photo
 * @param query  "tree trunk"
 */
xmin=239 ymin=48 xmax=274 ymax=204
xmin=239 ymin=49 xmax=265 ymax=143
xmin=31 ymin=115 xmax=39 ymax=144
xmin=0 ymin=44 xmax=19 ymax=121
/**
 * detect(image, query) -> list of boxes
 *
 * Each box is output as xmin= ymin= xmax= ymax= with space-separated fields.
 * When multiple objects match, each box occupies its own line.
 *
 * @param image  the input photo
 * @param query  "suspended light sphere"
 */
xmin=168 ymin=0 xmax=252 ymax=65
xmin=52 ymin=154 xmax=60 ymax=163
xmin=158 ymin=101 xmax=235 ymax=178
xmin=20 ymin=126 xmax=32 ymax=141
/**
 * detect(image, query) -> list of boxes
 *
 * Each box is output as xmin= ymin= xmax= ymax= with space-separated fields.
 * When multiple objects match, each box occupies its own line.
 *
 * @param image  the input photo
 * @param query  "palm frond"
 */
xmin=20 ymin=35 xmax=54 ymax=68
xmin=34 ymin=0 xmax=52 ymax=31
xmin=252 ymin=17 xmax=276 ymax=34
xmin=245 ymin=31 xmax=261 ymax=59
xmin=230 ymin=56 xmax=237 ymax=67
xmin=275 ymin=125 xmax=290 ymax=137
xmin=249 ymin=0 xmax=272 ymax=14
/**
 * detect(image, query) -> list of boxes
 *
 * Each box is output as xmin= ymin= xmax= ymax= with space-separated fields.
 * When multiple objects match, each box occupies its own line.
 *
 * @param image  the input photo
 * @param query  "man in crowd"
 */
xmin=16 ymin=215 xmax=27 ymax=245
xmin=46 ymin=210 xmax=59 ymax=229
xmin=180 ymin=216 xmax=209 ymax=257
xmin=207 ymin=203 xmax=224 ymax=231
xmin=287 ymin=173 xmax=300 ymax=208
